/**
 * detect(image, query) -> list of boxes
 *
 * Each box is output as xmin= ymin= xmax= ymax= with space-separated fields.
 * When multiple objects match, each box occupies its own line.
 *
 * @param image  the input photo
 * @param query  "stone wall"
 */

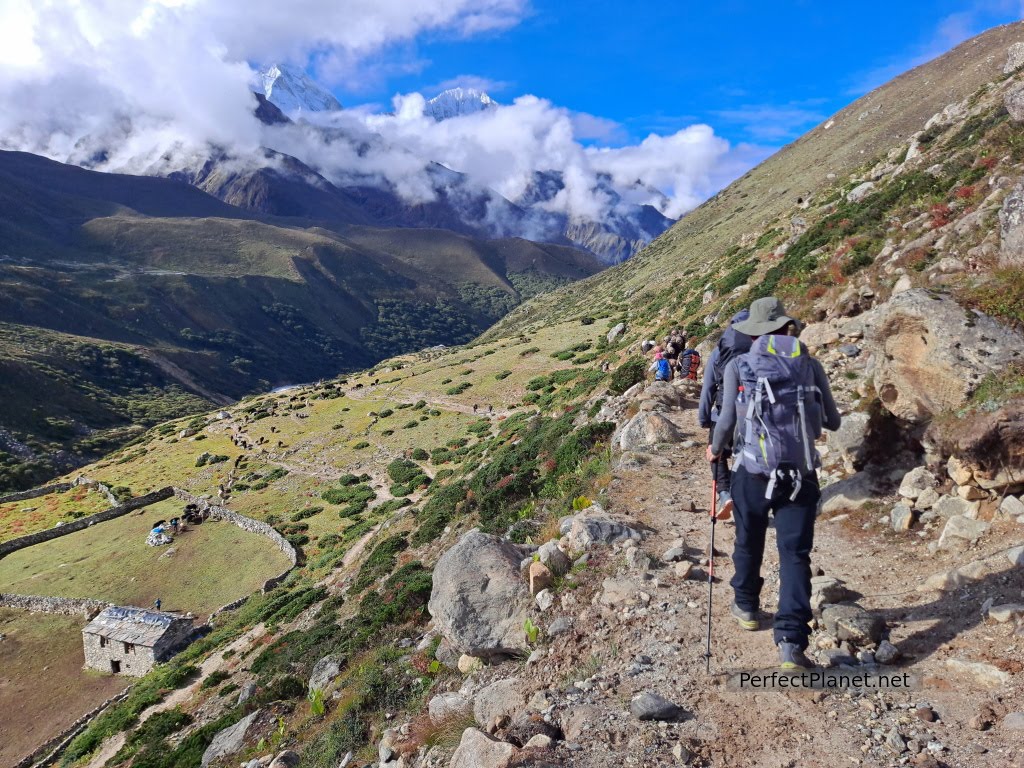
xmin=0 ymin=593 xmax=111 ymax=617
xmin=0 ymin=482 xmax=74 ymax=505
xmin=171 ymin=489 xmax=297 ymax=592
xmin=83 ymin=632 xmax=157 ymax=677
xmin=0 ymin=487 xmax=175 ymax=560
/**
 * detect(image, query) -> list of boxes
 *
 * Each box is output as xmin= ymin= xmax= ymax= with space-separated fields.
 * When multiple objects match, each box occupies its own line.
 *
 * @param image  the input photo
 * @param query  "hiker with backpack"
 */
xmin=649 ymin=350 xmax=673 ymax=382
xmin=698 ymin=309 xmax=751 ymax=519
xmin=708 ymin=297 xmax=841 ymax=669
xmin=677 ymin=346 xmax=701 ymax=381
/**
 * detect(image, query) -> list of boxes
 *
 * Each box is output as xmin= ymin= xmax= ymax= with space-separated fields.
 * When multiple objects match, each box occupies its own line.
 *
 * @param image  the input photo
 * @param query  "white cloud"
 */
xmin=0 ymin=0 xmax=760 ymax=229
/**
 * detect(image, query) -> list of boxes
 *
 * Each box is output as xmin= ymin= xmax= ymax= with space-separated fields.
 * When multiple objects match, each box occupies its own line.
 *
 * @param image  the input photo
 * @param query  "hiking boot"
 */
xmin=716 ymin=490 xmax=733 ymax=521
xmin=730 ymin=602 xmax=758 ymax=631
xmin=778 ymin=642 xmax=815 ymax=670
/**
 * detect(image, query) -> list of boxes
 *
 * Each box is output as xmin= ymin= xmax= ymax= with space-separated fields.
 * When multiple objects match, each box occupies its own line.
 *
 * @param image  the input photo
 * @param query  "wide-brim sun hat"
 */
xmin=731 ymin=297 xmax=798 ymax=336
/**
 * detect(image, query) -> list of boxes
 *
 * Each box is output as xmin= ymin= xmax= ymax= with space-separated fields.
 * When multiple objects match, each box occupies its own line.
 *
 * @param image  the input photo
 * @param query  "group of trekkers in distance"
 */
xmin=645 ymin=297 xmax=842 ymax=669
xmin=642 ymin=328 xmax=701 ymax=383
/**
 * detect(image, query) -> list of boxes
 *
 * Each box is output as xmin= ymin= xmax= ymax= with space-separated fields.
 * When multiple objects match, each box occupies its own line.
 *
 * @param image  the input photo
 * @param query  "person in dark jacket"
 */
xmin=709 ymin=297 xmax=841 ymax=669
xmin=697 ymin=309 xmax=750 ymax=519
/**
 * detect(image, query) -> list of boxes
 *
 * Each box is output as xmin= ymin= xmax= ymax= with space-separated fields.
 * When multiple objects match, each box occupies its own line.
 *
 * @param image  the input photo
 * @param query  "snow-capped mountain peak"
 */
xmin=259 ymin=64 xmax=342 ymax=115
xmin=425 ymin=87 xmax=497 ymax=121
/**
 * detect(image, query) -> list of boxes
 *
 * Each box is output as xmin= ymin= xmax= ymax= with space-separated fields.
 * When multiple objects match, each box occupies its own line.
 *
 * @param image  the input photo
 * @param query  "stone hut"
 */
xmin=82 ymin=606 xmax=195 ymax=676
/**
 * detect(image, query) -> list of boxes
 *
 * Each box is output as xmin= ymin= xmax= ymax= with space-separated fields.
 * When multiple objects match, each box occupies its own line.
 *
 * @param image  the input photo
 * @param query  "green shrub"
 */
xmin=200 ymin=669 xmax=230 ymax=690
xmin=351 ymin=534 xmax=409 ymax=592
xmin=290 ymin=506 xmax=324 ymax=522
xmin=608 ymin=358 xmax=646 ymax=394
xmin=411 ymin=448 xmax=429 ymax=461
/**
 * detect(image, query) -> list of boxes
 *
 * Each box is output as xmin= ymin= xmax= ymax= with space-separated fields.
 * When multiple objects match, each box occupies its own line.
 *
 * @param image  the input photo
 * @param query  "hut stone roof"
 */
xmin=83 ymin=606 xmax=190 ymax=647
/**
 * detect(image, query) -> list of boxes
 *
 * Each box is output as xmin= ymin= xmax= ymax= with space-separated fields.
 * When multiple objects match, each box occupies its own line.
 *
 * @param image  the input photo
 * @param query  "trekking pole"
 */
xmin=705 ymin=459 xmax=718 ymax=675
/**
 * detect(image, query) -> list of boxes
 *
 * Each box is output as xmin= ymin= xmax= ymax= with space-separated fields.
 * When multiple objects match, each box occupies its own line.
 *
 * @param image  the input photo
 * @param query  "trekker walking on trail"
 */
xmin=708 ymin=297 xmax=841 ymax=669
xmin=698 ymin=309 xmax=751 ymax=519
xmin=649 ymin=350 xmax=672 ymax=382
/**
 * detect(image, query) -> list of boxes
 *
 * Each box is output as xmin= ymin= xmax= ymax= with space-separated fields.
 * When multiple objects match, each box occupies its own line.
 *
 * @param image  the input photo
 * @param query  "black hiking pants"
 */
xmin=708 ymin=427 xmax=732 ymax=494
xmin=730 ymin=465 xmax=820 ymax=649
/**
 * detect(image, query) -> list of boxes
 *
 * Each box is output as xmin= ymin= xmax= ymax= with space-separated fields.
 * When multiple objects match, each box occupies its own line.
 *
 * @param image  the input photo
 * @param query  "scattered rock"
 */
xmin=1008 ymin=545 xmax=1024 ymax=567
xmin=891 ymin=503 xmax=914 ymax=532
xmin=474 ymin=679 xmax=527 ymax=730
xmin=825 ymin=412 xmax=870 ymax=472
xmin=599 ymin=577 xmax=642 ymax=606
xmin=525 ymin=734 xmax=554 ymax=749
xmin=237 ymin=681 xmax=256 ymax=705
xmin=537 ymin=541 xmax=571 ymax=576
xmin=800 ymin=322 xmax=840 ymax=350
xmin=607 ymin=323 xmax=626 ymax=344
xmin=1000 ymin=179 xmax=1024 ymax=268
xmin=450 ymin=728 xmax=518 ymax=768
xmin=932 ymin=495 xmax=980 ymax=519
xmin=428 ymin=529 xmax=532 ymax=659
xmin=886 ymin=729 xmax=907 ymax=754
xmin=268 ymin=751 xmax=300 ymax=768
xmin=1003 ymin=712 xmax=1024 ymax=731
xmin=201 ymin=710 xmax=261 ymax=767
xmin=560 ymin=506 xmax=644 ymax=552
xmin=937 ymin=515 xmax=990 ymax=550
xmin=915 ymin=706 xmax=937 ymax=723
xmin=847 ymin=181 xmax=876 ymax=203
xmin=946 ymin=456 xmax=974 ymax=486
xmin=624 ymin=545 xmax=653 ymax=572
xmin=916 ymin=487 xmax=940 ymax=510
xmin=987 ymin=603 xmax=1024 ymax=624
xmin=957 ymin=484 xmax=987 ymax=501
xmin=821 ymin=604 xmax=884 ymax=645
xmin=899 ymin=467 xmax=937 ymax=500
xmin=662 ymin=546 xmax=687 ymax=562
xmin=820 ymin=473 xmax=876 ymax=515
xmin=528 ymin=561 xmax=553 ymax=596
xmin=429 ymin=692 xmax=473 ymax=725
xmin=1005 ymin=41 xmax=1024 ymax=73
xmin=876 ymin=640 xmax=901 ymax=665
xmin=630 ymin=692 xmax=685 ymax=721
xmin=458 ymin=655 xmax=484 ymax=674
xmin=435 ymin=638 xmax=461 ymax=670
xmin=999 ymin=495 xmax=1024 ymax=520
xmin=674 ymin=561 xmax=694 ymax=579
xmin=810 ymin=576 xmax=854 ymax=610
xmin=535 ymin=589 xmax=555 ymax=612
xmin=945 ymin=658 xmax=1011 ymax=688
xmin=547 ymin=617 xmax=572 ymax=638
xmin=308 ymin=655 xmax=342 ymax=692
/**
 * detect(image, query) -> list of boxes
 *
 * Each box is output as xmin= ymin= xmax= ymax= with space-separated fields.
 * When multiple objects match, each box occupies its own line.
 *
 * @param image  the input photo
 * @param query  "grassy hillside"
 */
xmin=0 ymin=152 xmax=602 ymax=491
xmin=6 ymin=23 xmax=1024 ymax=768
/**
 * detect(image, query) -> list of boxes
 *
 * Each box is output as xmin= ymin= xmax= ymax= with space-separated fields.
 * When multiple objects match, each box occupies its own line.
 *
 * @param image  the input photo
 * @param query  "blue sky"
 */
xmin=331 ymin=0 xmax=1024 ymax=147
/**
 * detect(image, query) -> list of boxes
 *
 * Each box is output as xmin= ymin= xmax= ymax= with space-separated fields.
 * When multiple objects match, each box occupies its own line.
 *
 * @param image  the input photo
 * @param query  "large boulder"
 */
xmin=450 ymin=728 xmax=519 ymax=768
xmin=999 ymin=179 xmax=1024 ymax=267
xmin=637 ymin=381 xmax=684 ymax=410
xmin=202 ymin=711 xmax=261 ymax=767
xmin=618 ymin=412 xmax=684 ymax=451
xmin=428 ymin=530 xmax=532 ymax=659
xmin=860 ymin=290 xmax=1024 ymax=423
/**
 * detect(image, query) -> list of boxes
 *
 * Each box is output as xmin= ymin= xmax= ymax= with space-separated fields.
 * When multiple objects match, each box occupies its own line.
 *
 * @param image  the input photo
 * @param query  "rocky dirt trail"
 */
xmin=454 ymin=385 xmax=1024 ymax=768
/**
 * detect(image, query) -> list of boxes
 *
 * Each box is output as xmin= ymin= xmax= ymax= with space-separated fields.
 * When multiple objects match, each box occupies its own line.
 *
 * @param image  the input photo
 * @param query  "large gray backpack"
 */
xmin=733 ymin=335 xmax=824 ymax=497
